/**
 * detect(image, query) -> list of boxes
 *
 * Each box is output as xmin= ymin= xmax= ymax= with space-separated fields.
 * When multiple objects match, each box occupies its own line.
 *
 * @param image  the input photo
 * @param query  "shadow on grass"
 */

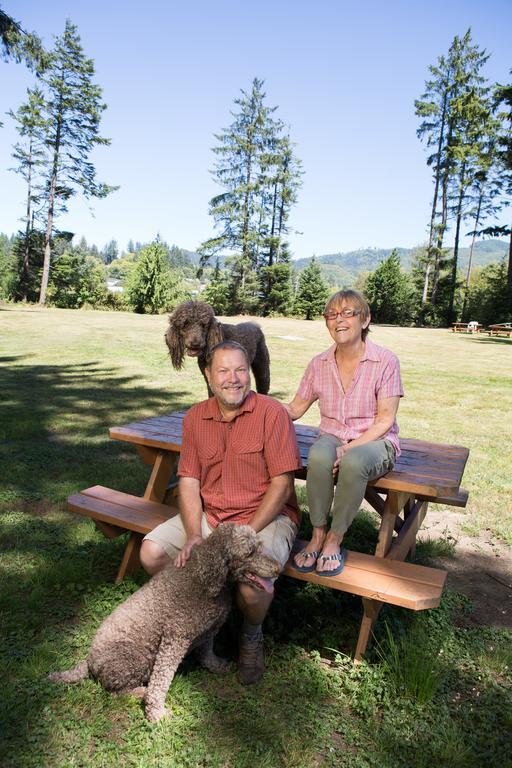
xmin=0 ymin=356 xmax=194 ymax=503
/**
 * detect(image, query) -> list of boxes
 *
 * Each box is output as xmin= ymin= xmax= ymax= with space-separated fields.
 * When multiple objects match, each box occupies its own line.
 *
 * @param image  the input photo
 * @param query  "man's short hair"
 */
xmin=205 ymin=340 xmax=250 ymax=369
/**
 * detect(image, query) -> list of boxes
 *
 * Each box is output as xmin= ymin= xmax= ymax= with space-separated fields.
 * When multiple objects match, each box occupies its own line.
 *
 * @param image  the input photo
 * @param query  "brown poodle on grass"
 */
xmin=48 ymin=525 xmax=280 ymax=722
xmin=165 ymin=300 xmax=271 ymax=395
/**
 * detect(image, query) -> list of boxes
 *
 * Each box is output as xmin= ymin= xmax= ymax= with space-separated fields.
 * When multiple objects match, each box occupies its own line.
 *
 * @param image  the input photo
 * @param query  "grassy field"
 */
xmin=1 ymin=305 xmax=511 ymax=768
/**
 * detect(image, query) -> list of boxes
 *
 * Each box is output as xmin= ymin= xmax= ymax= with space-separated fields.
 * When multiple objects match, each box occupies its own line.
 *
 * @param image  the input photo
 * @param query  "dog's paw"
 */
xmin=210 ymin=657 xmax=231 ymax=674
xmin=145 ymin=704 xmax=171 ymax=723
xmin=200 ymin=654 xmax=231 ymax=674
xmin=128 ymin=686 xmax=147 ymax=700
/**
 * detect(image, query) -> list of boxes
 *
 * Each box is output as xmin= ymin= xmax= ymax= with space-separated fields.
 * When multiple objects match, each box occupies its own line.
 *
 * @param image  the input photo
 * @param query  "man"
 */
xmin=140 ymin=340 xmax=302 ymax=684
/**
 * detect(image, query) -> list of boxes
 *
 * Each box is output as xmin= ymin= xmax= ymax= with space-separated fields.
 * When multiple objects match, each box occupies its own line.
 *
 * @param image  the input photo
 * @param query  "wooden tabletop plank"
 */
xmin=109 ymin=411 xmax=468 ymax=499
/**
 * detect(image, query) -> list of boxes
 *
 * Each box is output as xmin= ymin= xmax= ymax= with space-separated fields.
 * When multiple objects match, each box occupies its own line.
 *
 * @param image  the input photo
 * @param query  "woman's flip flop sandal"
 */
xmin=316 ymin=548 xmax=347 ymax=576
xmin=292 ymin=549 xmax=320 ymax=573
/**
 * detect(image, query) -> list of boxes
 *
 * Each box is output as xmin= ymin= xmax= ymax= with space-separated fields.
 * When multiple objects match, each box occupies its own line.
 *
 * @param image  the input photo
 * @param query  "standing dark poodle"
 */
xmin=165 ymin=300 xmax=271 ymax=395
xmin=48 ymin=525 xmax=280 ymax=722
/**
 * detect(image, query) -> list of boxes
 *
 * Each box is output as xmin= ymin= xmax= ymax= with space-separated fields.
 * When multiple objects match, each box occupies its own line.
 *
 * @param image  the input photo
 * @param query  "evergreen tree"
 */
xmin=260 ymin=252 xmax=294 ymax=316
xmin=365 ymin=250 xmax=414 ymax=325
xmin=37 ymin=20 xmax=117 ymax=304
xmin=0 ymin=7 xmax=45 ymax=71
xmin=127 ymin=241 xmax=188 ymax=314
xmin=201 ymin=259 xmax=230 ymax=314
xmin=8 ymin=87 xmax=47 ymax=299
xmin=0 ymin=233 xmax=16 ymax=299
xmin=293 ymin=257 xmax=329 ymax=320
xmin=446 ymin=84 xmax=495 ymax=322
xmin=101 ymin=239 xmax=119 ymax=264
xmin=199 ymin=78 xmax=301 ymax=313
xmin=416 ymin=30 xmax=489 ymax=313
xmin=126 ymin=239 xmax=135 ymax=254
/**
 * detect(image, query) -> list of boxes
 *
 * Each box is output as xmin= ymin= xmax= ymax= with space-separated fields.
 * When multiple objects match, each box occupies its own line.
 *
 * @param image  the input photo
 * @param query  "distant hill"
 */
xmin=293 ymin=239 xmax=509 ymax=287
xmin=177 ymin=239 xmax=509 ymax=285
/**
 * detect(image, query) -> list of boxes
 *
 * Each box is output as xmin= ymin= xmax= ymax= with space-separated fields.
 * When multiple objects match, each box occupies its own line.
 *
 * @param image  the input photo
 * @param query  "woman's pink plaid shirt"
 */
xmin=297 ymin=338 xmax=404 ymax=456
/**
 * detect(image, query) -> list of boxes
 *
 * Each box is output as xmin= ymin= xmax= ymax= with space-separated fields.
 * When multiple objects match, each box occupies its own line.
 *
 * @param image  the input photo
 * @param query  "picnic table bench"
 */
xmin=68 ymin=411 xmax=469 ymax=660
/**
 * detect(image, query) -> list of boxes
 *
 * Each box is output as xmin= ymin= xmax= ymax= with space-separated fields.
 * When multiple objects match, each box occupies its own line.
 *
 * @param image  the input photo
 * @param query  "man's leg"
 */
xmin=140 ymin=514 xmax=212 ymax=575
xmin=236 ymin=515 xmax=297 ymax=685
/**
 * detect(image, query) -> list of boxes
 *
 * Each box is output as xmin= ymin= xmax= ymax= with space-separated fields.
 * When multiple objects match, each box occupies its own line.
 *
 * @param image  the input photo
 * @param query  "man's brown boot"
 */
xmin=237 ymin=632 xmax=264 ymax=685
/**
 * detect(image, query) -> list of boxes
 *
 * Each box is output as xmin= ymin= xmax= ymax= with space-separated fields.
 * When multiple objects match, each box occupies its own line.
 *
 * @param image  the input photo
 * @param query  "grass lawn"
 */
xmin=1 ymin=304 xmax=511 ymax=768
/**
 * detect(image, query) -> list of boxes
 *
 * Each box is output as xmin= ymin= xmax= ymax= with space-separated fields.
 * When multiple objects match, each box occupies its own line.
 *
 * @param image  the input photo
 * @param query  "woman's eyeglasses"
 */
xmin=323 ymin=308 xmax=362 ymax=320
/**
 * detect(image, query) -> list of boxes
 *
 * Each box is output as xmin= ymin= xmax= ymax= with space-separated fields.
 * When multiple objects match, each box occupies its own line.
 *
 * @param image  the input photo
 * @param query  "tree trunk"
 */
xmin=421 ymin=262 xmax=431 ymax=305
xmin=39 ymin=117 xmax=62 ymax=304
xmin=21 ymin=136 xmax=34 ymax=301
xmin=425 ymin=92 xmax=448 ymax=306
xmin=461 ymin=190 xmax=483 ymax=320
xmin=448 ymin=162 xmax=466 ymax=323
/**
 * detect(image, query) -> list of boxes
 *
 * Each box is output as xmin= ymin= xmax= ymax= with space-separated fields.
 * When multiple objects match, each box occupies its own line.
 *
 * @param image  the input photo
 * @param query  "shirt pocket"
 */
xmin=198 ymin=434 xmax=223 ymax=467
xmin=230 ymin=435 xmax=264 ymax=455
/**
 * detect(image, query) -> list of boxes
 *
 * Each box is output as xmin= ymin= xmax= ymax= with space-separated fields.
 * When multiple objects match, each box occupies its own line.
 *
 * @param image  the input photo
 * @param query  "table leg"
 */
xmin=143 ymin=450 xmax=179 ymax=503
xmin=115 ymin=532 xmax=143 ymax=584
xmin=354 ymin=598 xmax=382 ymax=662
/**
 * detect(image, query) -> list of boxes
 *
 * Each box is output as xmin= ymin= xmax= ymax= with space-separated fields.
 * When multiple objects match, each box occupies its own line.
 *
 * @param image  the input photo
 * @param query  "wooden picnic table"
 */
xmin=487 ymin=323 xmax=512 ymax=338
xmin=81 ymin=410 xmax=469 ymax=660
xmin=451 ymin=322 xmax=481 ymax=333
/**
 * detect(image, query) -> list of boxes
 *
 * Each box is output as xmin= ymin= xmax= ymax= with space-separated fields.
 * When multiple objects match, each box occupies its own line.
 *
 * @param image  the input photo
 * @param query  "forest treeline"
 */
xmin=1 ymin=10 xmax=510 ymax=325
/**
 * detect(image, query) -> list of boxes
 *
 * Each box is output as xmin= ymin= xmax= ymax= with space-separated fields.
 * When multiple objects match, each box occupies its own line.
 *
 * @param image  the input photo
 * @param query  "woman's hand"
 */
xmin=333 ymin=442 xmax=351 ymax=475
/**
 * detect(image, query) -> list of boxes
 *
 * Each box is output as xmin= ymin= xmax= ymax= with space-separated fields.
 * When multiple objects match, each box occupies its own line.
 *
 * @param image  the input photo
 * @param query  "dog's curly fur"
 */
xmin=165 ymin=300 xmax=271 ymax=395
xmin=48 ymin=525 xmax=280 ymax=722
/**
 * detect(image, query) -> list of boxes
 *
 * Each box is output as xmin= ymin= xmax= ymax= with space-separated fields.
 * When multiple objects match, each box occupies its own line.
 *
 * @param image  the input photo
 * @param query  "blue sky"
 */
xmin=1 ymin=0 xmax=510 ymax=260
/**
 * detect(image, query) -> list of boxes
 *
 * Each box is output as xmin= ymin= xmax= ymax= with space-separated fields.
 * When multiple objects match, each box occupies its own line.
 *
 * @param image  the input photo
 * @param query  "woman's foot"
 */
xmin=293 ymin=528 xmax=326 ymax=572
xmin=316 ymin=533 xmax=345 ymax=575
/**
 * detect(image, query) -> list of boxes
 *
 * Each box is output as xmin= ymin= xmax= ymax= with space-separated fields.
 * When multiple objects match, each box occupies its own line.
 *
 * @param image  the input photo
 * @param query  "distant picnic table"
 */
xmin=67 ymin=411 xmax=470 ymax=661
xmin=451 ymin=322 xmax=482 ymax=333
xmin=487 ymin=323 xmax=512 ymax=338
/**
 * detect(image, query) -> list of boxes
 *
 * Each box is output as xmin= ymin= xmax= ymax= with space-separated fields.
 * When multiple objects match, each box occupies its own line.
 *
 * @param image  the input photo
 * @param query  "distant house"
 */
xmin=107 ymin=279 xmax=124 ymax=294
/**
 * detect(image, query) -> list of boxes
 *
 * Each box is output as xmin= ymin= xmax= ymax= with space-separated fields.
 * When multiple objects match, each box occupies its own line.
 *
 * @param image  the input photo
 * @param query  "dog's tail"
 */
xmin=48 ymin=660 xmax=89 ymax=684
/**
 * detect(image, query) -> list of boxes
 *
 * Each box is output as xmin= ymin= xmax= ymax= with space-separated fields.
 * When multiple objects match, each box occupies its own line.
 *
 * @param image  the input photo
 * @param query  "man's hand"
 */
xmin=174 ymin=535 xmax=204 ymax=567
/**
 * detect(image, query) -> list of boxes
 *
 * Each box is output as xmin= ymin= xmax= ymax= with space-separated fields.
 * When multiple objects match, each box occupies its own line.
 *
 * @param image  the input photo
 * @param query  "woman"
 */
xmin=284 ymin=290 xmax=403 ymax=575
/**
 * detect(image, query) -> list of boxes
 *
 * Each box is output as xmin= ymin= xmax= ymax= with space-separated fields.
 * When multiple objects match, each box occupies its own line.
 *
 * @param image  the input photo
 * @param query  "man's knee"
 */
xmin=140 ymin=539 xmax=170 ymax=576
xmin=237 ymin=582 xmax=273 ymax=616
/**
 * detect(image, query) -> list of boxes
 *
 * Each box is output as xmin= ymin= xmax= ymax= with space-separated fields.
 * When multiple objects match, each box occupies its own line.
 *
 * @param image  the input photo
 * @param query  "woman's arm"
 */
xmin=283 ymin=393 xmax=314 ymax=421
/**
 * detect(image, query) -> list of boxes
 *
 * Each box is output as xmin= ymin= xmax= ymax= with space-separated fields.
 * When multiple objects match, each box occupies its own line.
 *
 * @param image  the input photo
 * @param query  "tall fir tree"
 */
xmin=199 ymin=78 xmax=301 ymax=314
xmin=37 ymin=20 xmax=116 ymax=304
xmin=8 ymin=87 xmax=47 ymax=299
xmin=293 ymin=257 xmax=329 ymax=320
xmin=415 ymin=30 xmax=489 ymax=316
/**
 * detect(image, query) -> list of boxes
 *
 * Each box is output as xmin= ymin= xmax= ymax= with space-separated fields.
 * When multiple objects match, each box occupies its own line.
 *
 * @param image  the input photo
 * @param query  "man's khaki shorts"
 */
xmin=144 ymin=513 xmax=298 ymax=571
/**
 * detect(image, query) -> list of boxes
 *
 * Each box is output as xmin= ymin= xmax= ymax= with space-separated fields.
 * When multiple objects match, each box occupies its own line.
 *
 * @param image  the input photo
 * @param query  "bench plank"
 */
xmin=68 ymin=486 xmax=178 ymax=534
xmin=283 ymin=548 xmax=446 ymax=610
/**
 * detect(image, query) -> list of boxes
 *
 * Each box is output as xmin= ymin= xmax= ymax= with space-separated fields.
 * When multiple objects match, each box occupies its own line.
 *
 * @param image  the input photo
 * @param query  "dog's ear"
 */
xmin=206 ymin=316 xmax=224 ymax=351
xmin=191 ymin=531 xmax=230 ymax=596
xmin=165 ymin=316 xmax=185 ymax=369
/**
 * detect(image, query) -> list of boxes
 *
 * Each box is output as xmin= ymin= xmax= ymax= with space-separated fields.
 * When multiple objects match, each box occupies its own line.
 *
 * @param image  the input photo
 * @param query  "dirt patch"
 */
xmin=420 ymin=508 xmax=512 ymax=630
